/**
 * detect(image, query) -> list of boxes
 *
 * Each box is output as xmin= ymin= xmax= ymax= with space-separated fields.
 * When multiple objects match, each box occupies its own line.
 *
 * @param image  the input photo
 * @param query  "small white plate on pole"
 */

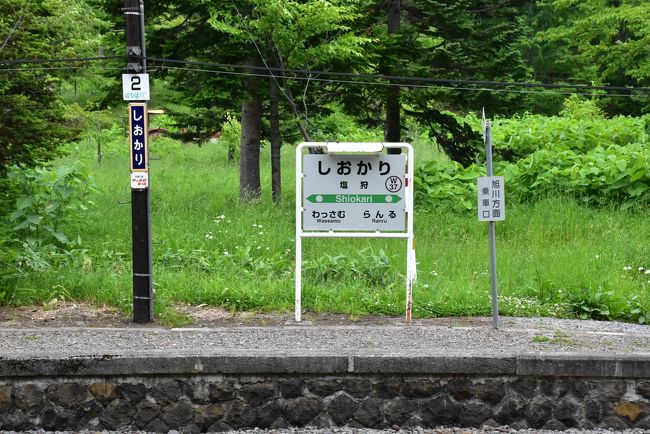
xmin=122 ymin=73 xmax=150 ymax=101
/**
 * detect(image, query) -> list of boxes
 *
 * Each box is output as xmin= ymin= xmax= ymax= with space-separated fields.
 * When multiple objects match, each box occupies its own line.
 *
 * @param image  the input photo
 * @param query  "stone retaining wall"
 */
xmin=2 ymin=373 xmax=650 ymax=432
xmin=1 ymin=353 xmax=650 ymax=432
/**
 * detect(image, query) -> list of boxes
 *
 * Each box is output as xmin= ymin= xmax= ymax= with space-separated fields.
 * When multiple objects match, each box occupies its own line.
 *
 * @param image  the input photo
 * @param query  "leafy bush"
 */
xmin=505 ymin=144 xmax=650 ymax=208
xmin=624 ymin=295 xmax=648 ymax=325
xmin=0 ymin=161 xmax=97 ymax=303
xmin=0 ymin=237 xmax=20 ymax=301
xmin=414 ymin=159 xmax=483 ymax=210
xmin=562 ymin=287 xmax=613 ymax=321
xmin=463 ymin=103 xmax=647 ymax=162
xmin=414 ymin=142 xmax=650 ymax=210
xmin=82 ymin=123 xmax=127 ymax=160
xmin=559 ymin=95 xmax=604 ymax=119
xmin=7 ymin=161 xmax=97 ymax=246
xmin=312 ymin=106 xmax=382 ymax=142
xmin=304 ymin=248 xmax=395 ymax=286
xmin=219 ymin=113 xmax=241 ymax=163
xmin=416 ymin=102 xmax=650 ymax=211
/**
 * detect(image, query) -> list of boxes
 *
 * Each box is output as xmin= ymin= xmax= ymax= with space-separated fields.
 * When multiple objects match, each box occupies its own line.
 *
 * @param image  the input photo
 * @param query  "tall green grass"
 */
xmin=5 ymin=134 xmax=650 ymax=323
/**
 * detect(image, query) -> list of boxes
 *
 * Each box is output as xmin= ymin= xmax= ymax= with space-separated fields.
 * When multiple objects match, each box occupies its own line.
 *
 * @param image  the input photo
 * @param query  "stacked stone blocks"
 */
xmin=1 ymin=375 xmax=650 ymax=432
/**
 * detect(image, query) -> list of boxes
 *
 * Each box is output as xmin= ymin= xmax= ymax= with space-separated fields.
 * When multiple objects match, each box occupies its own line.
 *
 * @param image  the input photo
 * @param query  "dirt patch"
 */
xmin=0 ymin=301 xmax=492 ymax=328
xmin=0 ymin=301 xmax=133 ymax=328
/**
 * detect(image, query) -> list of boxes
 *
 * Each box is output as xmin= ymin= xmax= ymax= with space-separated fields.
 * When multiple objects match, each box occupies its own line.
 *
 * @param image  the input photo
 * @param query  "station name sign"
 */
xmin=302 ymin=154 xmax=406 ymax=231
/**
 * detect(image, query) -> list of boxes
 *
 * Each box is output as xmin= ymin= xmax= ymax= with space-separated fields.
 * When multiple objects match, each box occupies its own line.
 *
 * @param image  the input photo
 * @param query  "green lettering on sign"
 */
xmin=306 ymin=194 xmax=402 ymax=204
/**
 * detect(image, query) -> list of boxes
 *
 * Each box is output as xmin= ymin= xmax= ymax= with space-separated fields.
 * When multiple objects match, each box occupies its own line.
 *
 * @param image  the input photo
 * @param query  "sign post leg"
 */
xmin=488 ymin=221 xmax=498 ymax=329
xmin=132 ymin=188 xmax=153 ymax=322
xmin=485 ymin=120 xmax=499 ymax=329
xmin=295 ymin=236 xmax=302 ymax=322
xmin=406 ymin=238 xmax=413 ymax=323
xmin=295 ymin=145 xmax=303 ymax=323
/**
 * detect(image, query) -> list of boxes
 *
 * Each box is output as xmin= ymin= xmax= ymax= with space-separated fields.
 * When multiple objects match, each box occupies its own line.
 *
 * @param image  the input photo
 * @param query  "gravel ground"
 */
xmin=2 ymin=303 xmax=650 ymax=358
xmin=1 ymin=315 xmax=650 ymax=358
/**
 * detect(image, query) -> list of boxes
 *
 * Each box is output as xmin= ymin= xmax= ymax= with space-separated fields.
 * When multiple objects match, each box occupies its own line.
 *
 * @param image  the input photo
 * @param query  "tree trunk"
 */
xmin=269 ymin=75 xmax=282 ymax=204
xmin=240 ymin=55 xmax=263 ymax=202
xmin=386 ymin=0 xmax=401 ymax=154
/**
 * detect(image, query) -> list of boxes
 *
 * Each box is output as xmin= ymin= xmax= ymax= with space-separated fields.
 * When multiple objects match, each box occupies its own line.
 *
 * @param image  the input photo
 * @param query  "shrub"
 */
xmin=0 ymin=161 xmax=97 ymax=303
xmin=463 ymin=102 xmax=647 ymax=162
xmin=219 ymin=113 xmax=241 ymax=163
xmin=505 ymin=144 xmax=650 ymax=208
xmin=7 ymin=161 xmax=97 ymax=247
xmin=414 ymin=159 xmax=482 ymax=211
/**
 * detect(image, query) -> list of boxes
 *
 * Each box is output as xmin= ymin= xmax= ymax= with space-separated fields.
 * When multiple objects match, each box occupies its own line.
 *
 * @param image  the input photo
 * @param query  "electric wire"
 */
xmin=154 ymin=64 xmax=647 ymax=99
xmin=0 ymin=62 xmax=645 ymax=99
xmin=0 ymin=55 xmax=125 ymax=65
xmin=0 ymin=66 xmax=125 ymax=72
xmin=2 ymin=55 xmax=649 ymax=95
xmin=1 ymin=55 xmax=648 ymax=98
xmin=145 ymin=56 xmax=650 ymax=94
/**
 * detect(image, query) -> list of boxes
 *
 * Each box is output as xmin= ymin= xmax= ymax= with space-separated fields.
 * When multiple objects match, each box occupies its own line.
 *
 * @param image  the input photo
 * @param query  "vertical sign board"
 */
xmin=477 ymin=176 xmax=505 ymax=222
xmin=303 ymin=154 xmax=406 ymax=231
xmin=129 ymin=103 xmax=149 ymax=189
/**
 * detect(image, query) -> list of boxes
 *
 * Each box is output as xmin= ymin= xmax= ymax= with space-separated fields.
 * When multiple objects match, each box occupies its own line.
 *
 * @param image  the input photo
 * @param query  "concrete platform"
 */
xmin=1 ymin=316 xmax=650 ymax=377
xmin=1 ymin=318 xmax=650 ymax=431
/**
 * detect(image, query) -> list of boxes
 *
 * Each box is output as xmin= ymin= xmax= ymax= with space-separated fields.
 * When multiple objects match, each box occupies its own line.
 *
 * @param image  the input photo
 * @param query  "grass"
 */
xmin=531 ymin=330 xmax=573 ymax=345
xmin=3 ymin=131 xmax=650 ymax=324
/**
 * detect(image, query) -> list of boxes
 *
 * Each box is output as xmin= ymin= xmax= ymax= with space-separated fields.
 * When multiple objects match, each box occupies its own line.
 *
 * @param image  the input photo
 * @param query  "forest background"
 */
xmin=1 ymin=0 xmax=650 ymax=325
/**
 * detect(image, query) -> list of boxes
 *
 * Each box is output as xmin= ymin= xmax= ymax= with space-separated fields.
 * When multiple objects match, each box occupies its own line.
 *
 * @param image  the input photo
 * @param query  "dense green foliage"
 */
xmin=415 ymin=98 xmax=650 ymax=211
xmin=0 ymin=0 xmax=106 ymax=179
xmin=0 ymin=161 xmax=97 ymax=302
xmin=1 ymin=135 xmax=648 ymax=325
xmin=2 ymin=0 xmax=650 ymax=324
xmin=464 ymin=100 xmax=649 ymax=161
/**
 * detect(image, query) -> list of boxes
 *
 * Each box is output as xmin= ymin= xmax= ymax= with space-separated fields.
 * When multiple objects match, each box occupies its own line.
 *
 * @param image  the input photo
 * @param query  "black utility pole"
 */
xmin=124 ymin=0 xmax=153 ymax=323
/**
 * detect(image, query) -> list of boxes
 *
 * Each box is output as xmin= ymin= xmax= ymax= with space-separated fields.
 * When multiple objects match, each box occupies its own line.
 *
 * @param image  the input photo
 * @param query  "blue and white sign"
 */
xmin=129 ymin=103 xmax=148 ymax=173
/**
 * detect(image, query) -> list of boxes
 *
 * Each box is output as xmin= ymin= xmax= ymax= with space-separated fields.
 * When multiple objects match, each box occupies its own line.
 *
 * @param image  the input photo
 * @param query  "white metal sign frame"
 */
xmin=295 ymin=142 xmax=415 ymax=322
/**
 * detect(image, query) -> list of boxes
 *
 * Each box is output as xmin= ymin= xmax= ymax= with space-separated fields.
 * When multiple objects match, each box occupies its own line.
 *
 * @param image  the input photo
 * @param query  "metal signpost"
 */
xmin=124 ymin=0 xmax=153 ymax=323
xmin=296 ymin=142 xmax=415 ymax=322
xmin=478 ymin=110 xmax=505 ymax=329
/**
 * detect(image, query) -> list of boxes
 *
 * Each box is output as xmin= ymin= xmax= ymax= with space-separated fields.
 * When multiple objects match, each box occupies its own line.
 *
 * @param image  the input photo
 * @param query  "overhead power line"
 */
xmin=1 ymin=55 xmax=650 ymax=98
xmin=0 ymin=55 xmax=124 ymax=65
xmin=154 ymin=64 xmax=645 ymax=99
xmin=146 ymin=56 xmax=650 ymax=94
xmin=0 ymin=65 xmax=124 ymax=72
